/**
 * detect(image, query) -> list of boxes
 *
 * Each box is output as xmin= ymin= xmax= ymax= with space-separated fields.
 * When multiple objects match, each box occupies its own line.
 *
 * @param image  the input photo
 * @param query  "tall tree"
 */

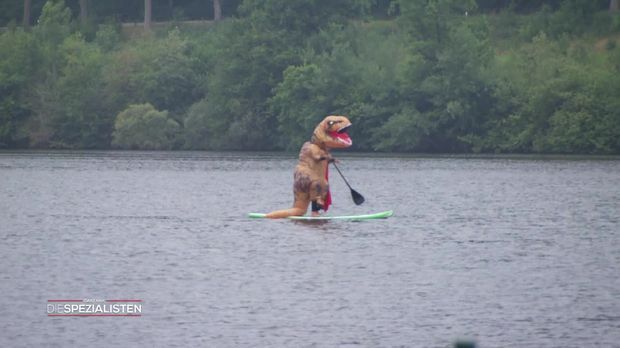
xmin=144 ymin=0 xmax=152 ymax=32
xmin=214 ymin=0 xmax=222 ymax=21
xmin=23 ymin=0 xmax=31 ymax=28
xmin=79 ymin=0 xmax=88 ymax=26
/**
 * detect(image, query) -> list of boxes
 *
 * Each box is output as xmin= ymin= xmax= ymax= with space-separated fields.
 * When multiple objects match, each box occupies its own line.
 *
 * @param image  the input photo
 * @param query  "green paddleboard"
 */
xmin=248 ymin=210 xmax=393 ymax=220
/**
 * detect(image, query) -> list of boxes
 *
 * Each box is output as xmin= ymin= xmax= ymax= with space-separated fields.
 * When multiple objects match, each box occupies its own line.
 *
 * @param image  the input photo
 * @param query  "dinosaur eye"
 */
xmin=328 ymin=121 xmax=335 ymax=126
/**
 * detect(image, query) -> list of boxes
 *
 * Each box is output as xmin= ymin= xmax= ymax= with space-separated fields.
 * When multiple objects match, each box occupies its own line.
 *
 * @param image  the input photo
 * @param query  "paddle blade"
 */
xmin=351 ymin=189 xmax=365 ymax=205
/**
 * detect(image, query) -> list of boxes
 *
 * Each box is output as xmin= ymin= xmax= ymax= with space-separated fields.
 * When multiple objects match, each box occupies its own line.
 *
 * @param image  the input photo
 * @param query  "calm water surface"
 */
xmin=0 ymin=151 xmax=619 ymax=347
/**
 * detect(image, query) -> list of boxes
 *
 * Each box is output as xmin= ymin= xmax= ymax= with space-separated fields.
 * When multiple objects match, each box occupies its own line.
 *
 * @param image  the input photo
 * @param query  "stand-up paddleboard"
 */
xmin=248 ymin=210 xmax=393 ymax=221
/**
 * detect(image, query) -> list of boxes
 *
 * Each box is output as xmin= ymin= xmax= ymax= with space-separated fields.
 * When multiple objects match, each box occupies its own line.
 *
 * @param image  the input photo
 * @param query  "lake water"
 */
xmin=0 ymin=151 xmax=619 ymax=347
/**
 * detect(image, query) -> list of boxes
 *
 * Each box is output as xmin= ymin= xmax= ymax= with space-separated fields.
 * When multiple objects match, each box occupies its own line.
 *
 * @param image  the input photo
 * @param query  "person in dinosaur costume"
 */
xmin=266 ymin=115 xmax=353 ymax=218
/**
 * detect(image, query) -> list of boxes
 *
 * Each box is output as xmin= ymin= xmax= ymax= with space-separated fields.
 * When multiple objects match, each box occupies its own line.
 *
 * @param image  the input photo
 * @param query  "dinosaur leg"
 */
xmin=265 ymin=193 xmax=309 ymax=219
xmin=310 ymin=181 xmax=328 ymax=217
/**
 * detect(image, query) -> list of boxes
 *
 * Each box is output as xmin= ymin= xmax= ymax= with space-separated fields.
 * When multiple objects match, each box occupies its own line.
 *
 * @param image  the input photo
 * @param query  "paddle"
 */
xmin=331 ymin=161 xmax=365 ymax=205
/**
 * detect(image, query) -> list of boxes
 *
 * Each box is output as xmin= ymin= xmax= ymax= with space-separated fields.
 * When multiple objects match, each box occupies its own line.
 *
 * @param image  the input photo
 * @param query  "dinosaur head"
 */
xmin=312 ymin=115 xmax=352 ymax=149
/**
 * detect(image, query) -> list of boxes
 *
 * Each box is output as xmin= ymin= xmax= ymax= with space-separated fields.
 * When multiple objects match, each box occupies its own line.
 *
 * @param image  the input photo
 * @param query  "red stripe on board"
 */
xmin=47 ymin=300 xmax=83 ymax=302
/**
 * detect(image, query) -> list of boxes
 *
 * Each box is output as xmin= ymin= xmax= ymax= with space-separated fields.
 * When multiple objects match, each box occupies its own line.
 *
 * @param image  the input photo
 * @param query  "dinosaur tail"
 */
xmin=265 ymin=207 xmax=306 ymax=219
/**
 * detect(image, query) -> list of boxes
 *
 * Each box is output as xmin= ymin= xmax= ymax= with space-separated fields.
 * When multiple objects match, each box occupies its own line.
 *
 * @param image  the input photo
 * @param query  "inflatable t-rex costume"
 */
xmin=266 ymin=115 xmax=353 ymax=218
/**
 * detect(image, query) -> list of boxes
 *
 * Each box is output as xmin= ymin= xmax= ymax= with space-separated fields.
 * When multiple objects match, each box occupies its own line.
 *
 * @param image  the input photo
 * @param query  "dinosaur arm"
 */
xmin=308 ymin=144 xmax=331 ymax=162
xmin=318 ymin=153 xmax=335 ymax=163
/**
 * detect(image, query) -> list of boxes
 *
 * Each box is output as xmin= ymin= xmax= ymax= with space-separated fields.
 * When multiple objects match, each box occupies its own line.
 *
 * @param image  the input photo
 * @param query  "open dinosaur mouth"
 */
xmin=329 ymin=125 xmax=352 ymax=146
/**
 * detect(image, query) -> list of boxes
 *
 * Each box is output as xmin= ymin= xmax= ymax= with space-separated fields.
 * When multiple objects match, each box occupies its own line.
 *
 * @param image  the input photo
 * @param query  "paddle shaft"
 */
xmin=331 ymin=162 xmax=353 ymax=190
xmin=331 ymin=162 xmax=365 ymax=205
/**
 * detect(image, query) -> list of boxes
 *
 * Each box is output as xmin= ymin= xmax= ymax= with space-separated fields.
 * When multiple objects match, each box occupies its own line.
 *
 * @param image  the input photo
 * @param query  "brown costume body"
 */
xmin=266 ymin=116 xmax=353 ymax=218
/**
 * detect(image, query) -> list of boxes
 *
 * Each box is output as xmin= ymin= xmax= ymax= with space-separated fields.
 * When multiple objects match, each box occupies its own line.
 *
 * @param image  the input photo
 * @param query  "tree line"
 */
xmin=3 ymin=0 xmax=240 ymax=28
xmin=0 ymin=0 xmax=619 ymax=153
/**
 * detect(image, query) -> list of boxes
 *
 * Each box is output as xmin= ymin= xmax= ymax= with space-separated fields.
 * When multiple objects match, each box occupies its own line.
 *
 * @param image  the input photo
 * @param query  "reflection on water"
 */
xmin=1 ymin=151 xmax=619 ymax=347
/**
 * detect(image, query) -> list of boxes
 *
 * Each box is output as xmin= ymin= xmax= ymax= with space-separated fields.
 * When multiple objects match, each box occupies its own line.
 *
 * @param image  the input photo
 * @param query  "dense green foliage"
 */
xmin=112 ymin=103 xmax=180 ymax=150
xmin=0 ymin=0 xmax=619 ymax=153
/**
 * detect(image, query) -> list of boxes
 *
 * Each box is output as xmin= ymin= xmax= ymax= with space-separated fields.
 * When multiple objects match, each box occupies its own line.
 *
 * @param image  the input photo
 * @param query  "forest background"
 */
xmin=1 ymin=0 xmax=619 ymax=154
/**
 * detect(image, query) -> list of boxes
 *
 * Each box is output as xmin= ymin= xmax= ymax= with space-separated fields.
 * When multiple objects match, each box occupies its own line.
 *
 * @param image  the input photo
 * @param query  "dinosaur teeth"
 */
xmin=328 ymin=125 xmax=352 ymax=147
xmin=335 ymin=132 xmax=352 ymax=146
xmin=339 ymin=137 xmax=352 ymax=146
